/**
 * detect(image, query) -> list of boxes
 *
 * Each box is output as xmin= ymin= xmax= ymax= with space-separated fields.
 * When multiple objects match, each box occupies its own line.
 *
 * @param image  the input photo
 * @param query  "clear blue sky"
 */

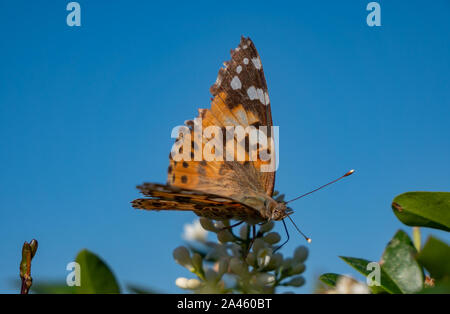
xmin=0 ymin=1 xmax=449 ymax=293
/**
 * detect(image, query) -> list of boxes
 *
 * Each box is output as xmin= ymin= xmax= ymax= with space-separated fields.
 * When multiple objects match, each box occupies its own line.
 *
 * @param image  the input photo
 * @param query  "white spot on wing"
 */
xmin=243 ymin=58 xmax=249 ymax=65
xmin=252 ymin=57 xmax=262 ymax=70
xmin=247 ymin=86 xmax=257 ymax=100
xmin=231 ymin=76 xmax=242 ymax=90
xmin=248 ymin=86 xmax=268 ymax=105
xmin=257 ymin=88 xmax=265 ymax=104
xmin=236 ymin=65 xmax=242 ymax=74
xmin=264 ymin=92 xmax=270 ymax=105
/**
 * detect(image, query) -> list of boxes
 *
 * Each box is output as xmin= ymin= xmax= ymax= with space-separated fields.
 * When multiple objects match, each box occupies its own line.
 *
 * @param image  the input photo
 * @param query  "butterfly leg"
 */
xmin=273 ymin=219 xmax=290 ymax=253
xmin=244 ymin=225 xmax=257 ymax=257
xmin=220 ymin=220 xmax=245 ymax=231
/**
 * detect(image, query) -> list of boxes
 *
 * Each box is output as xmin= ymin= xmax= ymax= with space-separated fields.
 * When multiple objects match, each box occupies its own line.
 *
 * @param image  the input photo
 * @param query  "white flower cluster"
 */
xmin=173 ymin=218 xmax=308 ymax=293
xmin=325 ymin=276 xmax=370 ymax=294
xmin=182 ymin=219 xmax=209 ymax=242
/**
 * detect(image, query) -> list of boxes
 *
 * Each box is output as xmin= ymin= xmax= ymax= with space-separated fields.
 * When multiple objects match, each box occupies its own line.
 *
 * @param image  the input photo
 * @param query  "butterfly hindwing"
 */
xmin=132 ymin=183 xmax=265 ymax=222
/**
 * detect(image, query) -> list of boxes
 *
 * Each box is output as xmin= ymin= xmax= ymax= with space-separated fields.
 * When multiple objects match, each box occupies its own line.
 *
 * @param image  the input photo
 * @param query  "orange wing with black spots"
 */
xmin=167 ymin=37 xmax=275 ymax=196
xmin=133 ymin=36 xmax=276 ymax=223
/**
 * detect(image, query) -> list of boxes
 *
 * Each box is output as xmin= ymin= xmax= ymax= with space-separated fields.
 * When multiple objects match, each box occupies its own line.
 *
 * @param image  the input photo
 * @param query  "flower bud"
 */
xmin=217 ymin=229 xmax=235 ymax=243
xmin=186 ymin=278 xmax=202 ymax=289
xmin=230 ymin=243 xmax=242 ymax=257
xmin=281 ymin=257 xmax=293 ymax=270
xmin=199 ymin=218 xmax=217 ymax=232
xmin=205 ymin=268 xmax=219 ymax=282
xmin=214 ymin=221 xmax=226 ymax=229
xmin=254 ymin=273 xmax=276 ymax=286
xmin=335 ymin=276 xmax=370 ymax=294
xmin=256 ymin=247 xmax=273 ymax=269
xmin=29 ymin=239 xmax=38 ymax=258
xmin=290 ymin=262 xmax=306 ymax=275
xmin=267 ymin=253 xmax=283 ymax=270
xmin=259 ymin=221 xmax=274 ymax=233
xmin=285 ymin=276 xmax=305 ymax=287
xmin=173 ymin=246 xmax=192 ymax=270
xmin=293 ymin=246 xmax=308 ymax=263
xmin=263 ymin=232 xmax=281 ymax=245
xmin=274 ymin=193 xmax=286 ymax=202
xmin=175 ymin=277 xmax=189 ymax=289
xmin=229 ymin=257 xmax=248 ymax=276
xmin=217 ymin=257 xmax=229 ymax=277
xmin=245 ymin=252 xmax=256 ymax=266
xmin=252 ymin=238 xmax=267 ymax=254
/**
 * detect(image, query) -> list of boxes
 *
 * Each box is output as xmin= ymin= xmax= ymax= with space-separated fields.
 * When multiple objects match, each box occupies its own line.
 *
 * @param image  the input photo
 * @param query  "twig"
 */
xmin=19 ymin=239 xmax=38 ymax=294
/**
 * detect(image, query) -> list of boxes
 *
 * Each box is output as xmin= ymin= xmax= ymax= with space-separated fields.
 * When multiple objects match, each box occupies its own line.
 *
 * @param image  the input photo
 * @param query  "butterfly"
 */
xmin=131 ymin=36 xmax=294 ymax=227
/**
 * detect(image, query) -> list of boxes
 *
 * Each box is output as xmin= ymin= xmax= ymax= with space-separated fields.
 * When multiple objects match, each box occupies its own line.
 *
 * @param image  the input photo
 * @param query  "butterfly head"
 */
xmin=268 ymin=200 xmax=293 ymax=221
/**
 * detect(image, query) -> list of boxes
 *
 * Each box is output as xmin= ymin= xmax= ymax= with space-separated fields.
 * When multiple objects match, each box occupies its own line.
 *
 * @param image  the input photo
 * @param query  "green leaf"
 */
xmin=380 ymin=230 xmax=424 ymax=293
xmin=339 ymin=256 xmax=402 ymax=294
xmin=74 ymin=249 xmax=120 ymax=294
xmin=392 ymin=192 xmax=450 ymax=231
xmin=419 ymin=282 xmax=450 ymax=294
xmin=31 ymin=282 xmax=75 ymax=294
xmin=319 ymin=273 xmax=340 ymax=287
xmin=416 ymin=236 xmax=450 ymax=281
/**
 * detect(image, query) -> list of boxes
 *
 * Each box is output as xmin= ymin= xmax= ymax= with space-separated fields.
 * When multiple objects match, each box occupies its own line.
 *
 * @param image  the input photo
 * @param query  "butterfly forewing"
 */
xmin=133 ymin=36 xmax=277 ymax=222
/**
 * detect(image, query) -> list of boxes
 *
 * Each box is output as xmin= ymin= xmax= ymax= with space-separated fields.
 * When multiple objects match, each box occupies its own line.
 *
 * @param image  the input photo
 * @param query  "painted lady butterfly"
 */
xmin=132 ymin=36 xmax=292 ymax=226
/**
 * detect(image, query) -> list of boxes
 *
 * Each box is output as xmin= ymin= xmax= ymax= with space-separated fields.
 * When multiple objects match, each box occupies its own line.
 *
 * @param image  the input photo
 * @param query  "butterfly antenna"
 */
xmin=285 ymin=169 xmax=355 ymax=204
xmin=286 ymin=214 xmax=312 ymax=243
